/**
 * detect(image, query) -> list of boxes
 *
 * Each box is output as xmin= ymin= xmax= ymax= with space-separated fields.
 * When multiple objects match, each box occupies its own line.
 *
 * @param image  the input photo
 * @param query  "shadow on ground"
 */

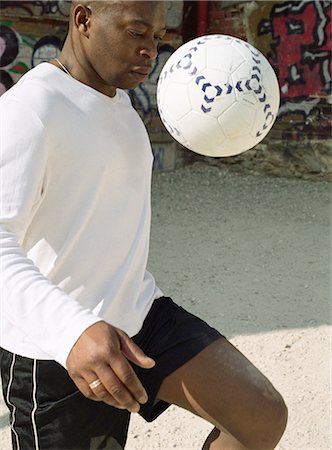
xmin=149 ymin=163 xmax=331 ymax=338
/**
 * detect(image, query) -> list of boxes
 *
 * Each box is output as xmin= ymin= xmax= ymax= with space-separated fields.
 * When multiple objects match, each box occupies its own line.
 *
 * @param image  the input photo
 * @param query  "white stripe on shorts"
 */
xmin=31 ymin=359 xmax=40 ymax=450
xmin=6 ymin=353 xmax=20 ymax=450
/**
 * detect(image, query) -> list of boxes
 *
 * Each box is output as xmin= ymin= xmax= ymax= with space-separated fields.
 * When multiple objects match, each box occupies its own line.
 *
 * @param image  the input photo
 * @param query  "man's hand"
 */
xmin=66 ymin=321 xmax=155 ymax=413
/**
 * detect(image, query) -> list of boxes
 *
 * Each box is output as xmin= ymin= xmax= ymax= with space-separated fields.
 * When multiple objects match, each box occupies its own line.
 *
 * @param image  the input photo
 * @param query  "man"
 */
xmin=0 ymin=1 xmax=287 ymax=449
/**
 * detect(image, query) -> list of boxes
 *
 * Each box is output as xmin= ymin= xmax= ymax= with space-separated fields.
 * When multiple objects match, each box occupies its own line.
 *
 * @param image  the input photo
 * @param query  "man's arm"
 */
xmin=1 ymin=99 xmax=101 ymax=366
xmin=1 ymin=99 xmax=154 ymax=412
xmin=0 ymin=223 xmax=102 ymax=366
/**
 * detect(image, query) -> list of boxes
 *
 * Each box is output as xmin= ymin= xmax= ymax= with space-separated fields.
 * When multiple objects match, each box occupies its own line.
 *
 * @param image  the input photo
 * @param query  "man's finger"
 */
xmin=118 ymin=330 xmax=155 ymax=369
xmin=69 ymin=371 xmax=127 ymax=410
xmin=109 ymin=357 xmax=149 ymax=405
xmin=97 ymin=364 xmax=142 ymax=412
xmin=88 ymin=379 xmax=127 ymax=409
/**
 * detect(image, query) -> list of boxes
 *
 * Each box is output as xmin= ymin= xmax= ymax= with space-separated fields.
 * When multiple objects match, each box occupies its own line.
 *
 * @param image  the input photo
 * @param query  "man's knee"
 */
xmin=259 ymin=391 xmax=287 ymax=449
xmin=242 ymin=384 xmax=288 ymax=450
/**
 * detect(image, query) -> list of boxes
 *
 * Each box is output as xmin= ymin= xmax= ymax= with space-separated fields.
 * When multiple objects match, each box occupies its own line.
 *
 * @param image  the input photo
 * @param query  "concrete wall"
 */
xmin=1 ymin=1 xmax=331 ymax=179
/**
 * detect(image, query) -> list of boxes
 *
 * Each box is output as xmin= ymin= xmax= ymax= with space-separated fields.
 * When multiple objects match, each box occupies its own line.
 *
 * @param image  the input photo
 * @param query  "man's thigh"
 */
xmin=132 ymin=297 xmax=223 ymax=422
xmin=157 ymin=337 xmax=287 ymax=447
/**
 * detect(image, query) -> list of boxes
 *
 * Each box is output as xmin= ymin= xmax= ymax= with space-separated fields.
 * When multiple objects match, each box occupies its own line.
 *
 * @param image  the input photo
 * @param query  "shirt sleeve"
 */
xmin=0 ymin=98 xmax=102 ymax=368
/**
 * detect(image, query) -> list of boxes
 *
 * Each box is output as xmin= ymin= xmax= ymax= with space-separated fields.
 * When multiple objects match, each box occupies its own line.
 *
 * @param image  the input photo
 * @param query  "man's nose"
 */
xmin=140 ymin=37 xmax=158 ymax=60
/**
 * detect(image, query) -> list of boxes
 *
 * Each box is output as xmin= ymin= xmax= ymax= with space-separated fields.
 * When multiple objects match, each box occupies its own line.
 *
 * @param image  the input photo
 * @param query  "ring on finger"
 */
xmin=89 ymin=378 xmax=103 ymax=390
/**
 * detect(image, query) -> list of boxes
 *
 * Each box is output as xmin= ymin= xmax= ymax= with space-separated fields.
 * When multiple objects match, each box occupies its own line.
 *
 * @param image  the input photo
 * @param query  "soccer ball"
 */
xmin=157 ymin=34 xmax=280 ymax=157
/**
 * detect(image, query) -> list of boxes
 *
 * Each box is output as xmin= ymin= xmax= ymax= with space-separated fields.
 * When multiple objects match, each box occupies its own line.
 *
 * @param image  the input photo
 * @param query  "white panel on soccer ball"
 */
xmin=197 ymin=35 xmax=230 ymax=47
xmin=231 ymin=62 xmax=252 ymax=85
xmin=189 ymin=68 xmax=236 ymax=118
xmin=178 ymin=111 xmax=226 ymax=157
xmin=158 ymin=64 xmax=205 ymax=88
xmin=158 ymin=114 xmax=187 ymax=147
xmin=240 ymin=91 xmax=259 ymax=108
xmin=218 ymin=35 xmax=234 ymax=44
xmin=159 ymin=81 xmax=191 ymax=122
xmin=159 ymin=44 xmax=207 ymax=86
xmin=218 ymin=102 xmax=256 ymax=138
xmin=206 ymin=44 xmax=245 ymax=73
xmin=222 ymin=134 xmax=258 ymax=157
xmin=231 ymin=39 xmax=253 ymax=61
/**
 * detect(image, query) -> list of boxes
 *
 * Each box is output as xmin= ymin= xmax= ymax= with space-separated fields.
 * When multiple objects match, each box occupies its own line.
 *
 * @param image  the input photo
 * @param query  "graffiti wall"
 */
xmin=206 ymin=0 xmax=331 ymax=179
xmin=254 ymin=0 xmax=331 ymax=141
xmin=1 ymin=1 xmax=70 ymax=17
xmin=209 ymin=0 xmax=331 ymax=142
xmin=259 ymin=1 xmax=331 ymax=98
xmin=0 ymin=1 xmax=181 ymax=119
xmin=0 ymin=0 xmax=69 ymax=95
xmin=0 ymin=22 xmax=66 ymax=94
xmin=1 ymin=1 xmax=330 ymax=177
xmin=0 ymin=0 xmax=184 ymax=171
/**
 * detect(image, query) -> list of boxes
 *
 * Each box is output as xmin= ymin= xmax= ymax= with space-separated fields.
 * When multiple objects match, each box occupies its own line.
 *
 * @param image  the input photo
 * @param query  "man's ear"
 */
xmin=73 ymin=5 xmax=92 ymax=37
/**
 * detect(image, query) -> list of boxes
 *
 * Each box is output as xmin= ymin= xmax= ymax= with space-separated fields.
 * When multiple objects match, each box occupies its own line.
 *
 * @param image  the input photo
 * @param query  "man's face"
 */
xmin=84 ymin=1 xmax=167 ymax=91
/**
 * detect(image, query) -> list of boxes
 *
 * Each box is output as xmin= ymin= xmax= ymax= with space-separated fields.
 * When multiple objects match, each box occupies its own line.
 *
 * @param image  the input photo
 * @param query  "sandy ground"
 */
xmin=0 ymin=163 xmax=331 ymax=449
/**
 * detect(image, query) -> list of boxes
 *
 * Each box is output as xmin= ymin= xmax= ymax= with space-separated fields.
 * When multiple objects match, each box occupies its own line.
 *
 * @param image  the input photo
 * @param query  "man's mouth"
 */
xmin=131 ymin=67 xmax=152 ymax=81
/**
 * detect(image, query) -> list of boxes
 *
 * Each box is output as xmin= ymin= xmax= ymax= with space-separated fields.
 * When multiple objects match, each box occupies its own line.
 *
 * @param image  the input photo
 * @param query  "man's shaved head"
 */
xmin=71 ymin=0 xmax=129 ymax=15
xmin=59 ymin=0 xmax=167 ymax=96
xmin=70 ymin=0 xmax=166 ymax=15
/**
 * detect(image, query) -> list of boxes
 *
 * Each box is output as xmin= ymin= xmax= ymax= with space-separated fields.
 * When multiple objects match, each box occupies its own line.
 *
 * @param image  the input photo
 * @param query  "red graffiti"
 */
xmin=259 ymin=1 xmax=331 ymax=99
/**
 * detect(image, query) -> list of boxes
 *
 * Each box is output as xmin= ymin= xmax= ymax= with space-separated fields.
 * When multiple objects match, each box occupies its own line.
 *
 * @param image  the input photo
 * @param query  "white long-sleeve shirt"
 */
xmin=0 ymin=63 xmax=163 ymax=368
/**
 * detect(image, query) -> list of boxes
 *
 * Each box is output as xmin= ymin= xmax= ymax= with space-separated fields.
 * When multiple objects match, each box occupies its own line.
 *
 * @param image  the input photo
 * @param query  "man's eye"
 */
xmin=129 ymin=30 xmax=144 ymax=38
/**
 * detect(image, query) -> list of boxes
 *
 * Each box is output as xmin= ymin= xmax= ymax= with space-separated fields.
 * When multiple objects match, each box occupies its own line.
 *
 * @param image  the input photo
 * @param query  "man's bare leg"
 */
xmin=203 ymin=427 xmax=249 ymax=450
xmin=157 ymin=338 xmax=287 ymax=450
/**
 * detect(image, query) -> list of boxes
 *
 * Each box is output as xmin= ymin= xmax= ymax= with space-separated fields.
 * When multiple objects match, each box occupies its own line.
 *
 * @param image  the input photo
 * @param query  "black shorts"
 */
xmin=1 ymin=297 xmax=223 ymax=450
